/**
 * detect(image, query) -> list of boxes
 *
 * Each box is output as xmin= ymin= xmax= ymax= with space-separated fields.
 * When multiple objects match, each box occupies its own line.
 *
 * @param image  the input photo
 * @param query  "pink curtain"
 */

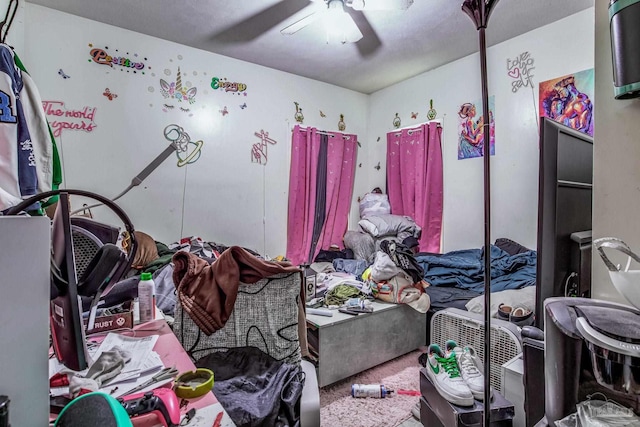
xmin=315 ymin=131 xmax=357 ymax=255
xmin=386 ymin=122 xmax=443 ymax=253
xmin=286 ymin=125 xmax=357 ymax=265
xmin=286 ymin=126 xmax=320 ymax=266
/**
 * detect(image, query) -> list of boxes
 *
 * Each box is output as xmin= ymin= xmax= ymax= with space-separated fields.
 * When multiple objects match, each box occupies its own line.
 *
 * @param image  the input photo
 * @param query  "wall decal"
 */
xmin=457 ymin=96 xmax=495 ymax=160
xmin=251 ymin=129 xmax=278 ymax=165
xmin=392 ymin=113 xmax=401 ymax=129
xmin=507 ymin=51 xmax=535 ymax=93
xmin=219 ymin=106 xmax=229 ymax=116
xmin=164 ymin=124 xmax=203 ymax=167
xmin=427 ymin=99 xmax=437 ymax=120
xmin=102 ymin=88 xmax=117 ymax=101
xmin=338 ymin=114 xmax=346 ymax=131
xmin=240 ymin=102 xmax=247 ymax=109
xmin=42 ymin=100 xmax=97 ymax=138
xmin=320 ymin=110 xmax=326 ymax=118
xmin=160 ymin=67 xmax=197 ymax=104
xmin=411 ymin=112 xmax=418 ymax=119
xmin=374 ymin=162 xmax=381 ymax=170
xmin=294 ymin=102 xmax=304 ymax=123
xmin=87 ymin=44 xmax=149 ymax=74
xmin=58 ymin=69 xmax=70 ymax=79
xmin=211 ymin=76 xmax=248 ymax=95
xmin=539 ymin=68 xmax=594 ymax=136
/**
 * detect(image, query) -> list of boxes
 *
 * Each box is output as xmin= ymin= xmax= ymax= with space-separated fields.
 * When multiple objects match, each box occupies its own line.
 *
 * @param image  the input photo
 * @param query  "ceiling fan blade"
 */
xmin=348 ymin=0 xmax=414 ymax=10
xmin=211 ymin=0 xmax=312 ymax=43
xmin=349 ymin=10 xmax=382 ymax=57
xmin=281 ymin=10 xmax=323 ymax=35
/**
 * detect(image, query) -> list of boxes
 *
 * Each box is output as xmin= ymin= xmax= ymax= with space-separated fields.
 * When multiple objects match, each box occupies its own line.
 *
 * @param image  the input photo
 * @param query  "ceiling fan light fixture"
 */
xmin=325 ymin=0 xmax=363 ymax=44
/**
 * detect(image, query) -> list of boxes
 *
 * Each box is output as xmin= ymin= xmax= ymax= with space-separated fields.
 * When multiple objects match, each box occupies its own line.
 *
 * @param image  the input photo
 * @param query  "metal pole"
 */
xmin=478 ymin=23 xmax=492 ymax=427
xmin=461 ymin=1 xmax=499 ymax=425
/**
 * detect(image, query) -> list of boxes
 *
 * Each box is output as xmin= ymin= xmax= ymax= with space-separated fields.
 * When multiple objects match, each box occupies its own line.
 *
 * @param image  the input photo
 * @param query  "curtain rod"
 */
xmin=391 ymin=119 xmax=442 ymax=133
xmin=293 ymin=126 xmax=353 ymax=140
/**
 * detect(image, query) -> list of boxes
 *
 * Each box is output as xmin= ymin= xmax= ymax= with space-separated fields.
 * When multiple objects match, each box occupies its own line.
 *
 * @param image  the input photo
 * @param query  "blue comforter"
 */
xmin=416 ymin=245 xmax=536 ymax=293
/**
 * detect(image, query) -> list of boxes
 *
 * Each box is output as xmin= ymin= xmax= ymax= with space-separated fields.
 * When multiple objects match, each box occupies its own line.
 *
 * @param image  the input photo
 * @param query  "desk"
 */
xmin=50 ymin=320 xmax=235 ymax=427
xmin=306 ymin=301 xmax=426 ymax=387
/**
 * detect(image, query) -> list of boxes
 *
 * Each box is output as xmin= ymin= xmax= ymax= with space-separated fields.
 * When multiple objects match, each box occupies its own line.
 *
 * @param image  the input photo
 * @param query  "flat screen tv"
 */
xmin=536 ymin=118 xmax=593 ymax=329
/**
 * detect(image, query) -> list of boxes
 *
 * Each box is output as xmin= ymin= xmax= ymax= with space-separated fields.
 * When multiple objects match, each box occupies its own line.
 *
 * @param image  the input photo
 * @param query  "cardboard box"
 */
xmin=420 ymin=367 xmax=515 ymax=427
xmin=84 ymin=306 xmax=134 ymax=334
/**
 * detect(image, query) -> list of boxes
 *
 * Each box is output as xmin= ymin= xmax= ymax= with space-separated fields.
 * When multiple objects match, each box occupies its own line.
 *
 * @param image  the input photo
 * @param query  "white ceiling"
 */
xmin=26 ymin=0 xmax=594 ymax=94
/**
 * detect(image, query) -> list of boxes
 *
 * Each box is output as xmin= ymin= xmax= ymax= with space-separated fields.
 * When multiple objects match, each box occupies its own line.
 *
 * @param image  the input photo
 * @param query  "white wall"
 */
xmin=592 ymin=2 xmax=640 ymax=304
xmin=368 ymin=8 xmax=594 ymax=252
xmin=22 ymin=3 xmax=370 ymax=258
xmin=21 ymin=4 xmax=596 ymax=258
xmin=0 ymin=0 xmax=24 ymax=53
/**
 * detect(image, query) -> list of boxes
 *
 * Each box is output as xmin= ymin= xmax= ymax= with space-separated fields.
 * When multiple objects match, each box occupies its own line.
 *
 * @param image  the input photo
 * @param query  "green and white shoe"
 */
xmin=425 ymin=343 xmax=474 ymax=406
xmin=445 ymin=340 xmax=493 ymax=401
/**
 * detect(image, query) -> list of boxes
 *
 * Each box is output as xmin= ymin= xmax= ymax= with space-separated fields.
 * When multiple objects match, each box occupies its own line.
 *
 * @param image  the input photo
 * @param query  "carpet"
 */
xmin=319 ymin=350 xmax=423 ymax=427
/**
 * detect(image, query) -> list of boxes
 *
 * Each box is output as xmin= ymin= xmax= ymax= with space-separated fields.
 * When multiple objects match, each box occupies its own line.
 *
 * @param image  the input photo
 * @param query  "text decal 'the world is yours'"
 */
xmin=42 ymin=101 xmax=97 ymax=138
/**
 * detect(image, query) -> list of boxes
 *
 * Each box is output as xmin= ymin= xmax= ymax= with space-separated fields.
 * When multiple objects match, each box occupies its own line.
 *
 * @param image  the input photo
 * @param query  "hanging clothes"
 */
xmin=386 ymin=122 xmax=443 ymax=253
xmin=0 ymin=43 xmax=61 ymax=212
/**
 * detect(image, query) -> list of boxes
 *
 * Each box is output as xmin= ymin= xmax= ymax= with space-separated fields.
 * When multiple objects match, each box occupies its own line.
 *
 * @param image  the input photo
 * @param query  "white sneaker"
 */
xmin=445 ymin=340 xmax=493 ymax=401
xmin=425 ymin=343 xmax=474 ymax=406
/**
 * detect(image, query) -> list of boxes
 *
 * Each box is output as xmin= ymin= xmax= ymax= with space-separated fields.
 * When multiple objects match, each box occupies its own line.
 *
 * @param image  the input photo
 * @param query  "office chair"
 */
xmin=5 ymin=189 xmax=136 ymax=307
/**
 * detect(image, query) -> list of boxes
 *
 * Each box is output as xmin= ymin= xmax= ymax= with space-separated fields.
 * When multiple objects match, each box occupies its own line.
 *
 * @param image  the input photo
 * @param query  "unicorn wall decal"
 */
xmin=160 ymin=66 xmax=197 ymax=105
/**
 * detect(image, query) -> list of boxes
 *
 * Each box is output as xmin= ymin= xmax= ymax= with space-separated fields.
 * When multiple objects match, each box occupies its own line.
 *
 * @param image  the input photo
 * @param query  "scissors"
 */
xmin=121 ymin=366 xmax=180 ymax=396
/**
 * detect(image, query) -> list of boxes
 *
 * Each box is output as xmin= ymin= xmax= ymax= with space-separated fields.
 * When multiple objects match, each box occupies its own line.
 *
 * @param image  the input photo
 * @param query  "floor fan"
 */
xmin=461 ymin=0 xmax=500 ymax=424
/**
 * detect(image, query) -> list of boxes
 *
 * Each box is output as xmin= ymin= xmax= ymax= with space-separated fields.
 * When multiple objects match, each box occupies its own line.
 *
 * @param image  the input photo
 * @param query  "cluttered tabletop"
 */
xmin=48 ymin=319 xmax=235 ymax=427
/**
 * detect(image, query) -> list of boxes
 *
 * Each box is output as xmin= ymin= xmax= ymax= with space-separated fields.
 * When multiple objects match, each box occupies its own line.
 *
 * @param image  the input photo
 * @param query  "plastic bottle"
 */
xmin=351 ymin=384 xmax=393 ymax=398
xmin=138 ymin=272 xmax=156 ymax=323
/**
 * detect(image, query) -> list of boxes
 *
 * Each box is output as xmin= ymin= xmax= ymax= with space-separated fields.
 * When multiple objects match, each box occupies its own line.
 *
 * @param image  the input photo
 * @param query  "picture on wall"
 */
xmin=457 ymin=96 xmax=495 ymax=160
xmin=539 ymin=68 xmax=594 ymax=137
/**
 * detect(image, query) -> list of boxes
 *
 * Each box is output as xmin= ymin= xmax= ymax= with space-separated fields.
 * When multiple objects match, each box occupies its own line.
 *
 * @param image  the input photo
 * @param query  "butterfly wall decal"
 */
xmin=411 ymin=112 xmax=418 ymax=119
xmin=58 ymin=69 xmax=70 ymax=79
xmin=240 ymin=103 xmax=247 ymax=109
xmin=220 ymin=106 xmax=229 ymax=116
xmin=103 ymin=88 xmax=117 ymax=100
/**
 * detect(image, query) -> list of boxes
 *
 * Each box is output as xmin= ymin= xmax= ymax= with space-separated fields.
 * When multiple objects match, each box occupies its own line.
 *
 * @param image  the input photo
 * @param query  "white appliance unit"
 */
xmin=430 ymin=308 xmax=522 ymax=395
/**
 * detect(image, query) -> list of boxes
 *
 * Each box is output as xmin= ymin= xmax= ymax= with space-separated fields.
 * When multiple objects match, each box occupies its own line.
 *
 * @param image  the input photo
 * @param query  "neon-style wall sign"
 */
xmin=211 ymin=77 xmax=247 ymax=95
xmin=42 ymin=100 xmax=97 ymax=138
xmin=251 ymin=129 xmax=277 ymax=165
xmin=89 ymin=48 xmax=145 ymax=70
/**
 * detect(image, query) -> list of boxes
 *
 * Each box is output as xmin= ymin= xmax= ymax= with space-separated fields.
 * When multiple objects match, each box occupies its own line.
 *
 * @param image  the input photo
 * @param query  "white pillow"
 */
xmin=465 ymin=286 xmax=536 ymax=318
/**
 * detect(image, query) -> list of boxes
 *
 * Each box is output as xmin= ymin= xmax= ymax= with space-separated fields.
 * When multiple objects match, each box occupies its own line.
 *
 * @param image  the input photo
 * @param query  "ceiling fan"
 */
xmin=280 ymin=0 xmax=414 ymax=44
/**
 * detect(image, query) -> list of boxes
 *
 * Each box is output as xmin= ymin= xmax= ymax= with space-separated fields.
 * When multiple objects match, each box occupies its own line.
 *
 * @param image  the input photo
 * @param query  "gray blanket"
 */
xmin=358 ymin=214 xmax=421 ymax=241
